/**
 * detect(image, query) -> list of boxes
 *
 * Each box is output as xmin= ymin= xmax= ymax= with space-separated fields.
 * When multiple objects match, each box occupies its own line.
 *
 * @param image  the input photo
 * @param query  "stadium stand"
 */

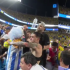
xmin=0 ymin=7 xmax=58 ymax=25
xmin=59 ymin=6 xmax=70 ymax=15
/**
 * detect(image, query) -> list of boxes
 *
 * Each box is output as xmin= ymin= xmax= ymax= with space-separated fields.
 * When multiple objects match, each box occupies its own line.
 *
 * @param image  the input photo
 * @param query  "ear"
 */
xmin=27 ymin=64 xmax=32 ymax=69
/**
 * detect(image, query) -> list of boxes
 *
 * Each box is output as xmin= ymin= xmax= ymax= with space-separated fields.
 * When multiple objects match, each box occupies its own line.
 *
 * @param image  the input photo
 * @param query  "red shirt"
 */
xmin=48 ymin=48 xmax=58 ymax=66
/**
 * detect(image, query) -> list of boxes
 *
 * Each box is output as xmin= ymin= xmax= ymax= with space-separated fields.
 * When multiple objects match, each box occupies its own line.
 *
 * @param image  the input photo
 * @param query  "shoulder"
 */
xmin=35 ymin=44 xmax=42 ymax=49
xmin=31 ymin=64 xmax=48 ymax=70
xmin=42 ymin=32 xmax=49 ymax=37
xmin=38 ymin=44 xmax=42 ymax=48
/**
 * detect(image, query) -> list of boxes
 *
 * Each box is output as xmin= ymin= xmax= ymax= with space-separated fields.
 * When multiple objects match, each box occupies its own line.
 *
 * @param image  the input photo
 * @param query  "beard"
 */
xmin=36 ymin=29 xmax=42 ymax=33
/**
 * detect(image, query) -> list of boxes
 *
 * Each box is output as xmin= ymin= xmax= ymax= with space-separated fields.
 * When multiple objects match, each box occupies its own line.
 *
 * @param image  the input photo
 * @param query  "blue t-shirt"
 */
xmin=1 ymin=30 xmax=4 ymax=35
xmin=58 ymin=66 xmax=70 ymax=70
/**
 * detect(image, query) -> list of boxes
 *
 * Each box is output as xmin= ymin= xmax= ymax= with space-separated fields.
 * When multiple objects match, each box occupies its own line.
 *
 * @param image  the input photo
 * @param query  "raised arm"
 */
xmin=10 ymin=41 xmax=38 ymax=49
xmin=27 ymin=42 xmax=38 ymax=49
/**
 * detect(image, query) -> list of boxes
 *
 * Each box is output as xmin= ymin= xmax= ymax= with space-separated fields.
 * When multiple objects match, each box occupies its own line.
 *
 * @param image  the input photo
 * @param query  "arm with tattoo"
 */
xmin=27 ymin=42 xmax=38 ymax=49
xmin=10 ymin=41 xmax=25 ymax=46
xmin=10 ymin=41 xmax=38 ymax=49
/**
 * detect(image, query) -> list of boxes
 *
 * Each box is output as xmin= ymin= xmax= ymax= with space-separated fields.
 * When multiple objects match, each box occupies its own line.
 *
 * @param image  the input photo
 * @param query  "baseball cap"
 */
xmin=6 ymin=27 xmax=12 ymax=30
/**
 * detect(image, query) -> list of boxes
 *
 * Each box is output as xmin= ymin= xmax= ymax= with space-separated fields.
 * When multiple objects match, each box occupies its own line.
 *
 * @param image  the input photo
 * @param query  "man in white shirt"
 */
xmin=19 ymin=52 xmax=48 ymax=70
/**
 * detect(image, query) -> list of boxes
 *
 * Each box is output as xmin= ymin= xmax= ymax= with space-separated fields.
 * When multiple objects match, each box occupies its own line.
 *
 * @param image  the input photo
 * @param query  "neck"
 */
xmin=37 ymin=30 xmax=44 ymax=33
xmin=60 ymin=63 xmax=69 ymax=68
xmin=42 ymin=30 xmax=44 ymax=32
xmin=40 ymin=30 xmax=44 ymax=33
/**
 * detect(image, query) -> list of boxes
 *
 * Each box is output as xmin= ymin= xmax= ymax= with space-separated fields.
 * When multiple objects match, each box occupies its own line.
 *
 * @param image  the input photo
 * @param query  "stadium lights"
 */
xmin=13 ymin=0 xmax=21 ymax=2
xmin=17 ymin=0 xmax=21 ymax=2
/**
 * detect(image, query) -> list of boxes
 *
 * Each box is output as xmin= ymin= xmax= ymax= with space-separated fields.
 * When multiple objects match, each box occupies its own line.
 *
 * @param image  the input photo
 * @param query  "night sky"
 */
xmin=59 ymin=0 xmax=70 ymax=8
xmin=0 ymin=0 xmax=57 ymax=17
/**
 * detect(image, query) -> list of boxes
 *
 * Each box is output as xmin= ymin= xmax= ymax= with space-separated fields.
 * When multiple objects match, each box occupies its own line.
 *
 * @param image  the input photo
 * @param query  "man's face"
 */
xmin=20 ymin=58 xmax=31 ymax=70
xmin=52 ymin=46 xmax=57 ymax=51
xmin=37 ymin=24 xmax=44 ymax=32
xmin=27 ymin=32 xmax=31 ymax=38
xmin=3 ymin=26 xmax=6 ymax=30
xmin=64 ymin=48 xmax=68 ymax=51
xmin=30 ymin=33 xmax=37 ymax=43
xmin=56 ymin=40 xmax=59 ymax=43
xmin=5 ymin=29 xmax=10 ymax=34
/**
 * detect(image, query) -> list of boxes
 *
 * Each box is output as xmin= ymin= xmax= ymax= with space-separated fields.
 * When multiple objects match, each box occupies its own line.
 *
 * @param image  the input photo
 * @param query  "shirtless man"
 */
xmin=10 ymin=31 xmax=42 ymax=64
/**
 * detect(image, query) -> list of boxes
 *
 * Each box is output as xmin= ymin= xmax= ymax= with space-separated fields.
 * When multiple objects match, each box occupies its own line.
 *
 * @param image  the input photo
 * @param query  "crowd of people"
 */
xmin=47 ymin=32 xmax=70 ymax=47
xmin=59 ymin=6 xmax=70 ymax=15
xmin=0 ymin=21 xmax=69 ymax=70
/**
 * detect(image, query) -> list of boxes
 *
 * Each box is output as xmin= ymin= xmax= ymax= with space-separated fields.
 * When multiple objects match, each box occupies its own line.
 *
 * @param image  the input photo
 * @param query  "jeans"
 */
xmin=0 ymin=59 xmax=6 ymax=70
xmin=46 ymin=61 xmax=58 ymax=70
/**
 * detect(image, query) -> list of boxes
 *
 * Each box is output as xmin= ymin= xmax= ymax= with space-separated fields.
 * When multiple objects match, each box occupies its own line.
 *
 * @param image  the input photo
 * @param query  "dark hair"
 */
xmin=60 ymin=50 xmax=70 ymax=65
xmin=52 ymin=42 xmax=58 ymax=47
xmin=26 ymin=30 xmax=31 ymax=33
xmin=64 ymin=46 xmax=67 ymax=49
xmin=34 ymin=31 xmax=41 ymax=38
xmin=21 ymin=52 xmax=37 ymax=65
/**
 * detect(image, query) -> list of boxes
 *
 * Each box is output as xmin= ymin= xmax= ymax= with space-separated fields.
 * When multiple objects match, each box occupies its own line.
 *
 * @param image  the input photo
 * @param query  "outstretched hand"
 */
xmin=46 ymin=55 xmax=51 ymax=60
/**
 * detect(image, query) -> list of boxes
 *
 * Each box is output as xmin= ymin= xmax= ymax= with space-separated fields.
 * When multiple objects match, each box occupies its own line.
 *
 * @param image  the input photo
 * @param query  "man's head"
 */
xmin=30 ymin=32 xmax=41 ymax=43
xmin=52 ymin=42 xmax=58 ymax=51
xmin=23 ymin=25 xmax=27 ymax=31
xmin=60 ymin=50 xmax=70 ymax=68
xmin=5 ymin=27 xmax=11 ymax=34
xmin=56 ymin=39 xmax=59 ymax=43
xmin=26 ymin=30 xmax=31 ymax=38
xmin=64 ymin=46 xmax=68 ymax=50
xmin=37 ymin=21 xmax=45 ymax=32
xmin=20 ymin=52 xmax=37 ymax=70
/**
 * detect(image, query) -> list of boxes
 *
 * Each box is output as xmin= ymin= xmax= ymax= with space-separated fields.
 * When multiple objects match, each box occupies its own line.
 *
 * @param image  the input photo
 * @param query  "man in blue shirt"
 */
xmin=58 ymin=50 xmax=70 ymax=70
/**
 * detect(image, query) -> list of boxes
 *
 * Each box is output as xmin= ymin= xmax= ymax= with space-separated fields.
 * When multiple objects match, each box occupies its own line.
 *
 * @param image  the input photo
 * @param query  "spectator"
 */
xmin=36 ymin=21 xmax=50 ymax=67
xmin=26 ymin=30 xmax=31 ymax=42
xmin=46 ymin=42 xmax=58 ymax=70
xmin=23 ymin=25 xmax=30 ymax=53
xmin=10 ymin=31 xmax=42 ymax=65
xmin=20 ymin=52 xmax=48 ymax=70
xmin=58 ymin=50 xmax=70 ymax=70
xmin=64 ymin=46 xmax=68 ymax=50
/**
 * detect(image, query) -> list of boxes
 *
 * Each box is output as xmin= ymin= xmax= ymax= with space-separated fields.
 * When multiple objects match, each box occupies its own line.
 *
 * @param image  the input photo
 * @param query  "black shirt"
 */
xmin=39 ymin=32 xmax=50 ymax=67
xmin=23 ymin=30 xmax=30 ymax=54
xmin=2 ymin=47 xmax=8 ymax=55
xmin=39 ymin=32 xmax=49 ymax=47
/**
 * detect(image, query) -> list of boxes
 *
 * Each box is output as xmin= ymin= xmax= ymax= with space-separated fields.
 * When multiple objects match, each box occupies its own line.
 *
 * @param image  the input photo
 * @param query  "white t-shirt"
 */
xmin=19 ymin=64 xmax=48 ymax=70
xmin=30 ymin=64 xmax=48 ymax=70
